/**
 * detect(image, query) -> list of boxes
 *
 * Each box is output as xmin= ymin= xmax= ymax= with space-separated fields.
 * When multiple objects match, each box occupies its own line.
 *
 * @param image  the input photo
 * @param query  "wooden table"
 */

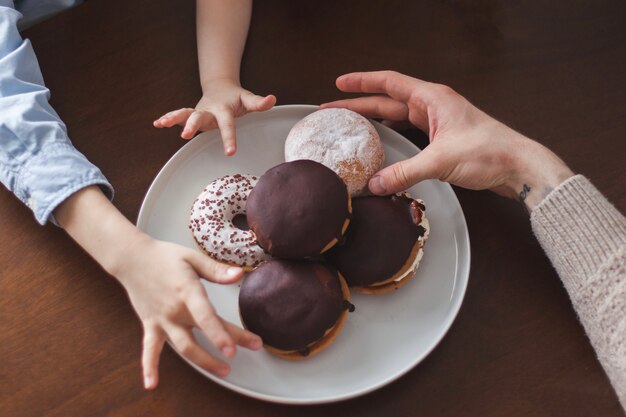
xmin=2 ymin=0 xmax=625 ymax=415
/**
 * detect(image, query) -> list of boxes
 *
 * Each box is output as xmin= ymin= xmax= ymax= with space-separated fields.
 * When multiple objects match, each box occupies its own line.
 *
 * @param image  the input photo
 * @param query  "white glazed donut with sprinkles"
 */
xmin=189 ymin=174 xmax=271 ymax=270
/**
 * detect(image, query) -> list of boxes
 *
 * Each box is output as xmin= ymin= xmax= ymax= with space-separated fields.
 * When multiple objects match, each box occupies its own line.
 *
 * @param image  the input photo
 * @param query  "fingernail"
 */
xmin=368 ymin=175 xmax=387 ymax=194
xmin=226 ymin=267 xmax=241 ymax=278
xmin=225 ymin=146 xmax=235 ymax=155
xmin=221 ymin=345 xmax=235 ymax=357
xmin=250 ymin=337 xmax=263 ymax=350
xmin=144 ymin=374 xmax=154 ymax=389
xmin=216 ymin=366 xmax=230 ymax=377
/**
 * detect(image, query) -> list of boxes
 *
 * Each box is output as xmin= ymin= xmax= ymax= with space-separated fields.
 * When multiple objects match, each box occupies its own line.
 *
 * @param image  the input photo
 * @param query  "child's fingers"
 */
xmin=183 ymin=283 xmax=237 ymax=358
xmin=241 ymin=92 xmax=276 ymax=113
xmin=141 ymin=324 xmax=166 ymax=390
xmin=154 ymin=108 xmax=194 ymax=128
xmin=214 ymin=111 xmax=237 ymax=156
xmin=186 ymin=249 xmax=243 ymax=284
xmin=181 ymin=111 xmax=217 ymax=140
xmin=164 ymin=323 xmax=230 ymax=377
xmin=220 ymin=318 xmax=263 ymax=351
xmin=181 ymin=112 xmax=202 ymax=139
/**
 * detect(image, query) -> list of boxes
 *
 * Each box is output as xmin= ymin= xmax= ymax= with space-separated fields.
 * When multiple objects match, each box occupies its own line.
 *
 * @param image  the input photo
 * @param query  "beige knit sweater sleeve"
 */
xmin=531 ymin=175 xmax=626 ymax=410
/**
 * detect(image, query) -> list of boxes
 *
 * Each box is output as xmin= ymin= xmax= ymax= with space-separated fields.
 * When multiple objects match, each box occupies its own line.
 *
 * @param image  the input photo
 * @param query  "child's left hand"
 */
xmin=153 ymin=79 xmax=276 ymax=156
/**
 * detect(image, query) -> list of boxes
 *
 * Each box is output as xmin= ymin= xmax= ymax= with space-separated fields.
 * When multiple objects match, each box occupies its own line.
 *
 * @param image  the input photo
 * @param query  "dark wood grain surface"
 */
xmin=2 ymin=0 xmax=625 ymax=416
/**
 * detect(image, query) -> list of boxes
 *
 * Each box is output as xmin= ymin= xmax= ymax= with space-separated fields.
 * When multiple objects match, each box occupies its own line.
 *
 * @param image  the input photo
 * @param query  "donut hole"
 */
xmin=232 ymin=213 xmax=251 ymax=231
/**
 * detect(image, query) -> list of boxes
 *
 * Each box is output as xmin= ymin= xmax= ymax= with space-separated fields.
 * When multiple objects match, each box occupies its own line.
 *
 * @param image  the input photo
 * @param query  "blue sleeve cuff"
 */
xmin=15 ymin=141 xmax=114 ymax=225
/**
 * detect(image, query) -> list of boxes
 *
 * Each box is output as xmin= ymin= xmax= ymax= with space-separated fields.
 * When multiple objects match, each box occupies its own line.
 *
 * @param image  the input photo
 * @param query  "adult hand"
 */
xmin=153 ymin=78 xmax=276 ymax=156
xmin=321 ymin=71 xmax=573 ymax=210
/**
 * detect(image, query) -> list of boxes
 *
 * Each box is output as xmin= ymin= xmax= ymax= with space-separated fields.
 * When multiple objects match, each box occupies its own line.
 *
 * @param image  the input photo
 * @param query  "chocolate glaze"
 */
xmin=326 ymin=194 xmax=426 ymax=286
xmin=238 ymin=259 xmax=346 ymax=351
xmin=246 ymin=160 xmax=349 ymax=258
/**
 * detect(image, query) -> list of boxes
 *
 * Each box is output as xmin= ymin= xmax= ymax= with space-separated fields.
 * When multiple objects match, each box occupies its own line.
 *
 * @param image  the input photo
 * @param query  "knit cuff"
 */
xmin=530 ymin=175 xmax=626 ymax=291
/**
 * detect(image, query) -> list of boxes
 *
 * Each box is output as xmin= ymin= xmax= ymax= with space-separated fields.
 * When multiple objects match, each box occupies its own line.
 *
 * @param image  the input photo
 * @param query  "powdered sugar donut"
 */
xmin=284 ymin=108 xmax=385 ymax=196
xmin=189 ymin=174 xmax=271 ymax=270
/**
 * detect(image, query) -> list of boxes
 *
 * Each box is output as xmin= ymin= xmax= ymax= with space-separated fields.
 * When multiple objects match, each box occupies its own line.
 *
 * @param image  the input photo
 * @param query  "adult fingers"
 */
xmin=381 ymin=119 xmax=416 ymax=131
xmin=214 ymin=111 xmax=237 ymax=156
xmin=181 ymin=111 xmax=217 ymax=140
xmin=335 ymin=72 xmax=446 ymax=131
xmin=335 ymin=71 xmax=435 ymax=104
xmin=321 ymin=96 xmax=409 ymax=122
xmin=165 ymin=323 xmax=230 ymax=377
xmin=141 ymin=324 xmax=166 ymax=390
xmin=241 ymin=93 xmax=276 ymax=112
xmin=153 ymin=108 xmax=194 ymax=128
xmin=220 ymin=318 xmax=263 ymax=351
xmin=368 ymin=147 xmax=444 ymax=195
xmin=184 ymin=284 xmax=236 ymax=357
xmin=186 ymin=250 xmax=243 ymax=284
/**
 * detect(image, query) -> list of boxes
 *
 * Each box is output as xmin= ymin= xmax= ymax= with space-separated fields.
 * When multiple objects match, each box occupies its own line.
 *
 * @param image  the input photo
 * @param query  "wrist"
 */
xmin=100 ymin=223 xmax=152 ymax=279
xmin=200 ymin=76 xmax=240 ymax=93
xmin=55 ymin=186 xmax=151 ymax=279
xmin=509 ymin=139 xmax=574 ymax=212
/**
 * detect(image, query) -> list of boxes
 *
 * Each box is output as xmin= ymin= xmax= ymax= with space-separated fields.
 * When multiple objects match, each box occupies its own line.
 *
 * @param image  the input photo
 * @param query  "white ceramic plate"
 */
xmin=137 ymin=105 xmax=470 ymax=404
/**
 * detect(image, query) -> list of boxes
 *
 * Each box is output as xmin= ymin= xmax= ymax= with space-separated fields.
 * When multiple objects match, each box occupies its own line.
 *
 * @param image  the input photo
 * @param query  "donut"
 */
xmin=189 ymin=174 xmax=272 ymax=271
xmin=325 ymin=193 xmax=429 ymax=295
xmin=246 ymin=160 xmax=351 ymax=259
xmin=238 ymin=259 xmax=353 ymax=360
xmin=284 ymin=108 xmax=385 ymax=196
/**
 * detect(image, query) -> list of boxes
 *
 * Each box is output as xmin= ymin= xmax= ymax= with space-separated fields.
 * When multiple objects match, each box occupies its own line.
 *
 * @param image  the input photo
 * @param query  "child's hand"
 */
xmin=153 ymin=79 xmax=276 ymax=156
xmin=113 ymin=234 xmax=263 ymax=390
xmin=54 ymin=186 xmax=263 ymax=390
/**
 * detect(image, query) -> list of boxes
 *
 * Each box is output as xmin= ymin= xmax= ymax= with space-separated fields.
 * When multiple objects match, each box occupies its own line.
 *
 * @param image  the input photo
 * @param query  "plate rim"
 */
xmin=136 ymin=104 xmax=471 ymax=404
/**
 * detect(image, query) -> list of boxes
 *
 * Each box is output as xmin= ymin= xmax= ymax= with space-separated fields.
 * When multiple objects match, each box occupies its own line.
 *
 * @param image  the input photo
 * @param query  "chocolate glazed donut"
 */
xmin=238 ymin=259 xmax=353 ymax=360
xmin=246 ymin=160 xmax=351 ymax=259
xmin=325 ymin=193 xmax=429 ymax=295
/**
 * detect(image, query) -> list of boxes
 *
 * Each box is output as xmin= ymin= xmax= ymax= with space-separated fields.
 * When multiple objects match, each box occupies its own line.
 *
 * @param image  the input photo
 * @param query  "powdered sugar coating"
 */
xmin=189 ymin=174 xmax=271 ymax=269
xmin=284 ymin=108 xmax=385 ymax=196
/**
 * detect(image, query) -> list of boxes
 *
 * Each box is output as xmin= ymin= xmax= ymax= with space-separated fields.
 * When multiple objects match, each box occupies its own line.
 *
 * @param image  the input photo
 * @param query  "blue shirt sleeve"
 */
xmin=0 ymin=0 xmax=114 ymax=225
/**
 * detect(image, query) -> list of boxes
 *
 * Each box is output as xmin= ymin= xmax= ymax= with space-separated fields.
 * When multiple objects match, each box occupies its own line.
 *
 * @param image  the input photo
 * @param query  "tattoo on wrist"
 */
xmin=519 ymin=184 xmax=531 ymax=203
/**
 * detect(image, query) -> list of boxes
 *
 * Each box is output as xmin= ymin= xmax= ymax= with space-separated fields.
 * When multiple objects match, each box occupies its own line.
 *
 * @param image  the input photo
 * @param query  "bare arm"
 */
xmin=154 ymin=0 xmax=275 ymax=155
xmin=55 ymin=186 xmax=261 ymax=389
xmin=322 ymin=70 xmax=625 ymax=409
xmin=196 ymin=0 xmax=252 ymax=89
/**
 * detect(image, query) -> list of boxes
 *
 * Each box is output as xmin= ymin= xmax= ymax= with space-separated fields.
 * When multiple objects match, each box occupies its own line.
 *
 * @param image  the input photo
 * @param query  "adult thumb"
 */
xmin=368 ymin=149 xmax=440 ymax=195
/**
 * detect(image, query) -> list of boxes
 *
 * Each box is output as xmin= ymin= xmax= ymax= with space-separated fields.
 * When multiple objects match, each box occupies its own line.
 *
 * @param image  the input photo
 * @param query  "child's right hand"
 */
xmin=114 ymin=234 xmax=263 ymax=390
xmin=153 ymin=79 xmax=276 ymax=156
xmin=54 ymin=186 xmax=263 ymax=390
